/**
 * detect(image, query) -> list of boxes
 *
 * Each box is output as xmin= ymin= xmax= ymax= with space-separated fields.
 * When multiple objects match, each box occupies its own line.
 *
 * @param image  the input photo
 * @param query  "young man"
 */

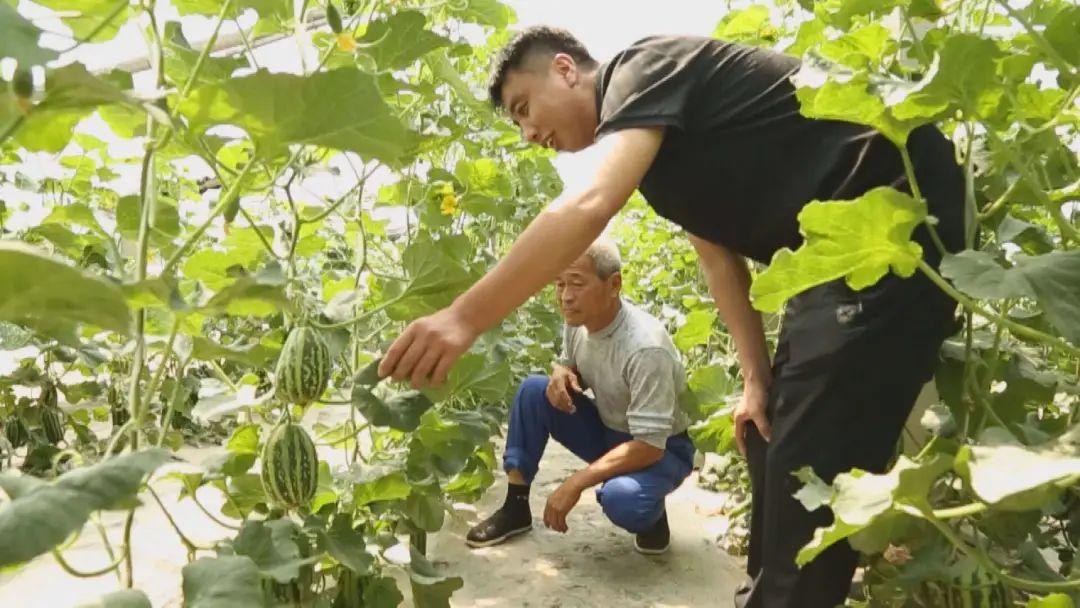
xmin=379 ymin=28 xmax=963 ymax=607
xmin=465 ymin=238 xmax=694 ymax=554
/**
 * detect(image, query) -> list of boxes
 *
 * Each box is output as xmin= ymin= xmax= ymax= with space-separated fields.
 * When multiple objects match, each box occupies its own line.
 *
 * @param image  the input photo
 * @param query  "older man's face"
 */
xmin=554 ymin=254 xmax=619 ymax=327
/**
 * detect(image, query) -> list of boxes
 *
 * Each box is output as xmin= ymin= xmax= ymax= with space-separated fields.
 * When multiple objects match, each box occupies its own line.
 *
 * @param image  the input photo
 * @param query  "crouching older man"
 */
xmin=466 ymin=238 xmax=694 ymax=554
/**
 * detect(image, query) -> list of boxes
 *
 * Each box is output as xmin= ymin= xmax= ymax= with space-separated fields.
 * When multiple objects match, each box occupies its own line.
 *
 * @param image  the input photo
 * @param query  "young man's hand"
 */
xmin=378 ymin=305 xmax=480 ymax=388
xmin=733 ymin=382 xmax=771 ymax=457
xmin=546 ymin=364 xmax=583 ymax=414
xmin=543 ymin=479 xmax=584 ymax=533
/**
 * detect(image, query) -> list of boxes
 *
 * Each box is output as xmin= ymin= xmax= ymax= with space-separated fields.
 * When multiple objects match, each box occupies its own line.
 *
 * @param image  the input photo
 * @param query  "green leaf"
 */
xmin=346 ymin=464 xmax=412 ymax=505
xmin=941 ymin=250 xmax=1080 ymax=343
xmin=0 ymin=4 xmax=59 ymax=66
xmin=163 ymin=22 xmax=246 ymax=88
xmin=317 ymin=516 xmax=374 ymax=575
xmin=674 ymin=309 xmax=716 ymax=352
xmin=406 ymin=489 xmax=445 ymax=532
xmin=891 ymin=35 xmax=1005 ymax=123
xmin=33 ymin=0 xmax=131 ymax=42
xmin=688 ymin=363 xmax=734 ymax=412
xmin=751 ymin=187 xmax=926 ymax=313
xmin=414 ymin=410 xmax=490 ymax=477
xmin=792 ymin=467 xmax=833 ymax=512
xmin=452 ymin=0 xmax=515 ymax=28
xmin=352 ymin=388 xmax=434 ymax=432
xmin=421 ymin=353 xmax=511 ymax=402
xmin=1044 ymin=5 xmax=1080 ymax=67
xmin=1028 ymin=594 xmax=1076 ymax=608
xmin=713 ymin=5 xmax=777 ymax=45
xmin=361 ymin=11 xmax=449 ymax=70
xmin=364 ymin=576 xmax=404 ymax=608
xmin=354 ymin=357 xmax=384 ymax=388
xmin=408 ymin=545 xmax=463 ymax=608
xmin=75 ymin=589 xmax=152 ymax=608
xmin=212 ymin=474 xmax=265 ymax=519
xmin=384 ymin=234 xmax=474 ymax=321
xmin=797 ymin=454 xmax=952 ymax=566
xmin=0 ymin=449 xmax=171 ymax=567
xmin=201 ymin=266 xmax=289 ymax=318
xmin=454 ymin=158 xmax=511 ymax=199
xmin=0 ymin=242 xmax=132 ymax=339
xmin=181 ymin=555 xmax=264 ymax=608
xmin=231 ymin=519 xmax=307 ymax=584
xmin=180 ymin=69 xmax=415 ymax=166
xmin=688 ymin=407 xmax=735 ymax=454
xmin=792 ymin=62 xmax=915 ymax=145
xmin=956 ymin=425 xmax=1080 ymax=511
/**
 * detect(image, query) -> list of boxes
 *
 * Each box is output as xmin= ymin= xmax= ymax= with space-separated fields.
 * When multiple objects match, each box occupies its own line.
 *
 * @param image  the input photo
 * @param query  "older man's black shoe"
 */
xmin=465 ymin=505 xmax=533 ymax=548
xmin=634 ymin=511 xmax=670 ymax=555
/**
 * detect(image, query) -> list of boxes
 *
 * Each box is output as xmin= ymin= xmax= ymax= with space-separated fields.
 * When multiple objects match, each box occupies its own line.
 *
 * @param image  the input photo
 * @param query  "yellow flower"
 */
xmin=336 ymin=33 xmax=358 ymax=52
xmin=440 ymin=193 xmax=459 ymax=216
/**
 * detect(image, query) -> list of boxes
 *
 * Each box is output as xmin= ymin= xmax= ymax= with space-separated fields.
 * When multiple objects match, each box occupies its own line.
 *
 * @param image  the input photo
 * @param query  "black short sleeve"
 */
xmin=595 ymin=44 xmax=695 ymax=136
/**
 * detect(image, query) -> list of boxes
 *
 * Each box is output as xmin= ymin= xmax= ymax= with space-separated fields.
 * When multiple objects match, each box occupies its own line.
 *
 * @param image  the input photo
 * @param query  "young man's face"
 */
xmin=500 ymin=53 xmax=596 ymax=153
xmin=554 ymin=255 xmax=620 ymax=328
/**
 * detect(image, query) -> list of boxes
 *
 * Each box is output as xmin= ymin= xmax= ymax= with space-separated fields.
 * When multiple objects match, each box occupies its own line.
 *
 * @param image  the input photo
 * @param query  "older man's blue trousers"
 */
xmin=502 ymin=375 xmax=695 ymax=534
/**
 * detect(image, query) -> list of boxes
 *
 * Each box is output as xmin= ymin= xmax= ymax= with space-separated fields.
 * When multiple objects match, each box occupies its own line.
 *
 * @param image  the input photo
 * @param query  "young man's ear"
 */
xmin=552 ymin=53 xmax=578 ymax=86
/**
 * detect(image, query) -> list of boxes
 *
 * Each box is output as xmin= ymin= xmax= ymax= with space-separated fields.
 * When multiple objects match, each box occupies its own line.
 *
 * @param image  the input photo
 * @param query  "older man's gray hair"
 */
xmin=585 ymin=237 xmax=622 ymax=279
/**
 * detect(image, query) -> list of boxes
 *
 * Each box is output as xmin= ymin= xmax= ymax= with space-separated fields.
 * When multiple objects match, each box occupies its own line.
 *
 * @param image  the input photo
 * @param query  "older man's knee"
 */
xmin=599 ymin=476 xmax=660 ymax=533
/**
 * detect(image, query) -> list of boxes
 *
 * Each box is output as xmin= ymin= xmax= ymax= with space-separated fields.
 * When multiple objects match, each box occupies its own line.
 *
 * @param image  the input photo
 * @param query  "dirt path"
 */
xmin=393 ymin=440 xmax=747 ymax=608
xmin=0 ymin=423 xmax=747 ymax=608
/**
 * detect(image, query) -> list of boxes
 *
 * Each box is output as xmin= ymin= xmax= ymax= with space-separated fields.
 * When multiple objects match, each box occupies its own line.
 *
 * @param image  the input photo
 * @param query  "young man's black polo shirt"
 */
xmin=594 ymin=35 xmax=961 ymax=265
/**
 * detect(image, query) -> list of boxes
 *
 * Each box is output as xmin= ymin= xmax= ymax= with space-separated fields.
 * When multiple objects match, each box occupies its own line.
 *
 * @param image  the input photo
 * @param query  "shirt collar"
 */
xmin=589 ymin=300 xmax=627 ymax=340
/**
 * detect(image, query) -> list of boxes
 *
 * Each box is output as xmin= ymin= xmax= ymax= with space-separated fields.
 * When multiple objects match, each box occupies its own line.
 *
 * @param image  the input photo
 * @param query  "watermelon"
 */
xmin=274 ymin=326 xmax=331 ymax=406
xmin=260 ymin=419 xmax=319 ymax=511
xmin=39 ymin=382 xmax=58 ymax=408
xmin=5 ymin=417 xmax=28 ymax=448
xmin=42 ymin=407 xmax=65 ymax=444
xmin=944 ymin=568 xmax=1011 ymax=608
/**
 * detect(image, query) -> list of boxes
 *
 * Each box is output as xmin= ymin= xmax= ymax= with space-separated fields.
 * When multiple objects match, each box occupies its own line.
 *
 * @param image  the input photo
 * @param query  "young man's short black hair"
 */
xmin=487 ymin=26 xmax=597 ymax=110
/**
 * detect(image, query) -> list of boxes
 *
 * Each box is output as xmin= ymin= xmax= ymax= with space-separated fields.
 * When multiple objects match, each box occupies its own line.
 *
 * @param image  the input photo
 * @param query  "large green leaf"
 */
xmin=345 ymin=463 xmax=412 ymax=505
xmin=674 ymin=309 xmax=716 ymax=352
xmin=0 ymin=241 xmax=132 ymax=339
xmin=421 ymin=353 xmax=511 ymax=402
xmin=688 ymin=407 xmax=736 ymax=454
xmin=890 ymin=35 xmax=1005 ymax=123
xmin=76 ymin=590 xmax=152 ymax=608
xmin=0 ymin=4 xmax=59 ymax=66
xmin=231 ymin=519 xmax=307 ymax=584
xmin=797 ymin=454 xmax=952 ymax=566
xmin=317 ymin=516 xmax=374 ymax=575
xmin=413 ymin=410 xmax=490 ymax=477
xmin=181 ymin=555 xmax=264 ymax=608
xmin=180 ymin=69 xmax=415 ymax=165
xmin=941 ymin=250 xmax=1080 ymax=343
xmin=34 ymin=0 xmax=130 ymax=42
xmin=364 ymin=576 xmax=404 ymax=608
xmin=361 ymin=11 xmax=449 ymax=70
xmin=352 ymin=387 xmax=434 ymax=432
xmin=956 ymin=426 xmax=1080 ymax=511
xmin=0 ymin=450 xmax=171 ymax=567
xmin=408 ymin=545 xmax=463 ymax=608
xmin=383 ymin=235 xmax=474 ymax=321
xmin=793 ymin=61 xmax=914 ymax=145
xmin=163 ymin=22 xmax=246 ymax=89
xmin=454 ymin=158 xmax=511 ymax=199
xmin=750 ymin=187 xmax=926 ymax=313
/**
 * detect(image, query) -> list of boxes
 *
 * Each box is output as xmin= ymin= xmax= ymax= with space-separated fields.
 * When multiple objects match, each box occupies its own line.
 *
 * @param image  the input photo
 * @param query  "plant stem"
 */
xmin=51 ymin=548 xmax=126 ymax=578
xmin=162 ymin=160 xmax=256 ymax=276
xmin=192 ymin=494 xmax=242 ymax=530
xmin=313 ymin=296 xmax=401 ymax=330
xmin=994 ymin=0 xmax=1077 ymax=78
xmin=209 ymin=360 xmax=239 ymax=392
xmin=121 ymin=510 xmax=135 ymax=587
xmin=139 ymin=317 xmax=181 ymax=435
xmin=170 ymin=0 xmax=235 ymax=120
xmin=900 ymin=147 xmax=948 ymax=257
xmin=148 ymin=485 xmax=212 ymax=551
xmin=962 ymin=121 xmax=977 ymax=249
xmin=917 ymin=259 xmax=1080 ymax=358
xmin=933 ymin=501 xmax=989 ymax=520
xmin=156 ymin=355 xmax=192 ymax=448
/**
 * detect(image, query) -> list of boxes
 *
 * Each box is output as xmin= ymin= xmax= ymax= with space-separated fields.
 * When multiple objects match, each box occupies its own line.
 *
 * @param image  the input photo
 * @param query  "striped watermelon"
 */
xmin=943 ymin=569 xmax=1011 ymax=608
xmin=109 ymin=384 xmax=130 ymax=428
xmin=42 ymin=407 xmax=65 ymax=444
xmin=274 ymin=326 xmax=331 ymax=406
xmin=260 ymin=419 xmax=319 ymax=511
xmin=39 ymin=382 xmax=58 ymax=408
xmin=5 ymin=417 xmax=27 ymax=448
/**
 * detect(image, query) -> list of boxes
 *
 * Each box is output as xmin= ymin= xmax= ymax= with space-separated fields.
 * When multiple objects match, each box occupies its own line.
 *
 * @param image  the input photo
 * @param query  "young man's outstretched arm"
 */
xmin=378 ymin=127 xmax=664 ymax=387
